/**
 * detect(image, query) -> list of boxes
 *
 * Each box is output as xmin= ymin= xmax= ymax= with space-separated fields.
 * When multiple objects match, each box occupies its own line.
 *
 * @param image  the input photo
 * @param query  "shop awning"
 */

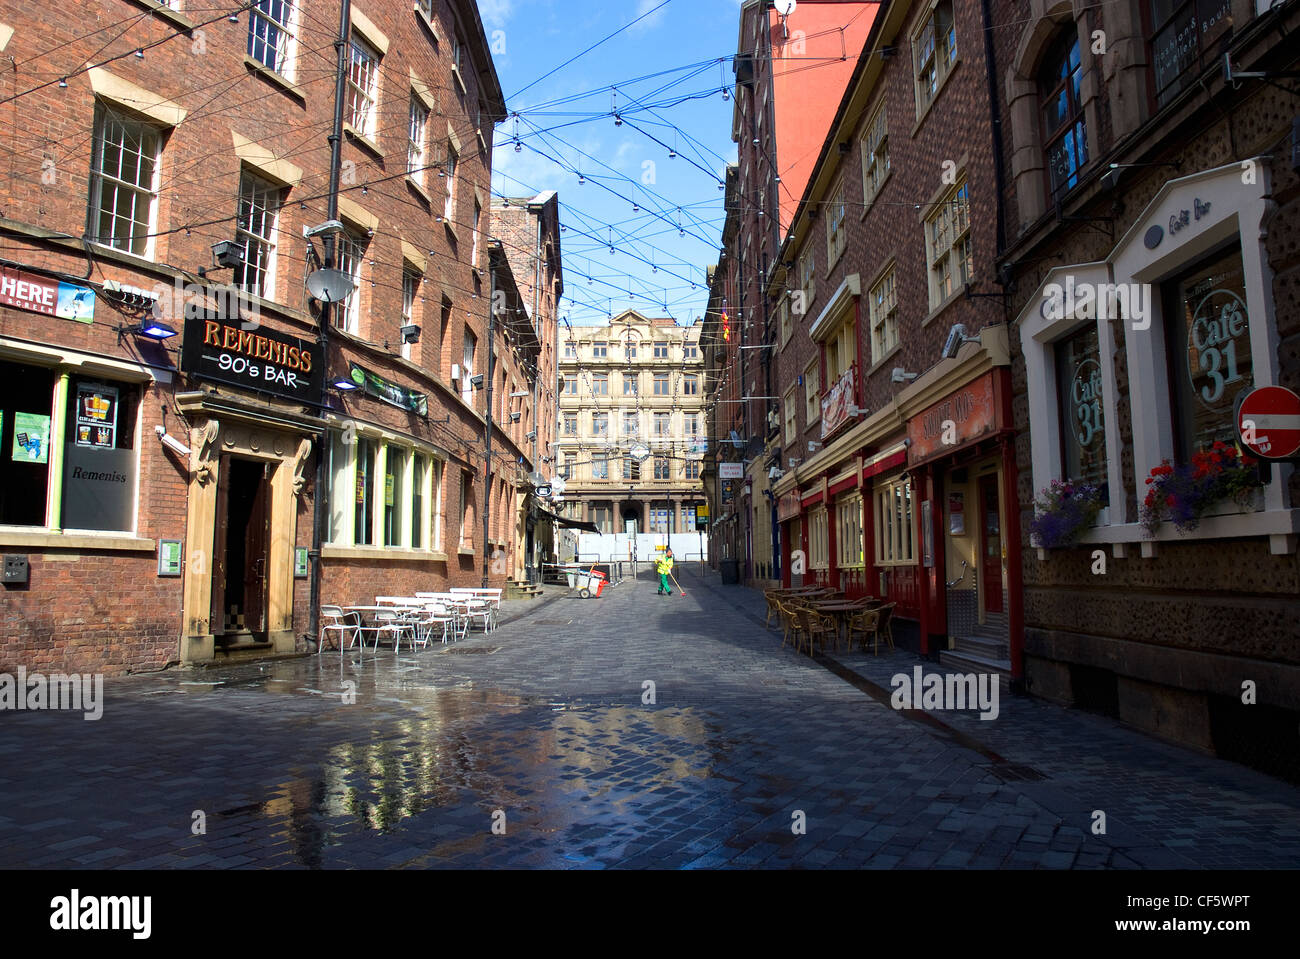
xmin=536 ymin=506 xmax=599 ymax=533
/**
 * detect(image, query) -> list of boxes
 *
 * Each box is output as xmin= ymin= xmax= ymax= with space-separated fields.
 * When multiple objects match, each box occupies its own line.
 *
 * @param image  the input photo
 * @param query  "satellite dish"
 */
xmin=306 ymin=269 xmax=355 ymax=304
xmin=550 ymin=476 xmax=567 ymax=494
xmin=774 ymin=0 xmax=796 ymax=14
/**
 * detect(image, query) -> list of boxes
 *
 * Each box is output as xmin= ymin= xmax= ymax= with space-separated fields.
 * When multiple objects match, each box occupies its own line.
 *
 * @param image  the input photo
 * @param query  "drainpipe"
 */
xmin=307 ymin=0 xmax=351 ymax=649
xmin=482 ymin=256 xmax=496 ymax=587
xmin=979 ymin=0 xmax=1007 ymax=259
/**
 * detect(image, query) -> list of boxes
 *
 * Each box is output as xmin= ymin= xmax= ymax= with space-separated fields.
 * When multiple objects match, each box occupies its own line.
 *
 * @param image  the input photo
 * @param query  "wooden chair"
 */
xmin=847 ymin=608 xmax=881 ymax=654
xmin=874 ymin=603 xmax=897 ymax=654
xmin=795 ymin=607 xmax=836 ymax=656
xmin=776 ymin=601 xmax=801 ymax=649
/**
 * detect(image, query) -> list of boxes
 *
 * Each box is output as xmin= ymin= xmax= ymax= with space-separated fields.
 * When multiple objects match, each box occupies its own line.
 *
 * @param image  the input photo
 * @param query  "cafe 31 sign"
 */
xmin=1188 ymin=285 xmax=1249 ymax=407
xmin=180 ymin=316 xmax=323 ymax=403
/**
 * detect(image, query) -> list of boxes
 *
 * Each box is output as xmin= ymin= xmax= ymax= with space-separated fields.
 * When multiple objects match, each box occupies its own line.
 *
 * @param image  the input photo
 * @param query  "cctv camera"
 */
xmin=526 ymin=430 xmax=537 ymax=439
xmin=942 ymin=323 xmax=979 ymax=360
xmin=891 ymin=367 xmax=917 ymax=384
xmin=470 ymin=374 xmax=484 ymax=388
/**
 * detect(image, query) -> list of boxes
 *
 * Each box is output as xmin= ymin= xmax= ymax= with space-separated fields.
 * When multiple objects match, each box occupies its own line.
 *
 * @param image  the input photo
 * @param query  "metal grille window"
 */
xmin=808 ymin=506 xmax=829 ymax=569
xmin=1040 ymin=31 xmax=1088 ymax=201
xmin=654 ymin=458 xmax=672 ymax=480
xmin=248 ymin=0 xmax=295 ymax=76
xmin=837 ymin=494 xmax=864 ymax=569
xmin=926 ymin=179 xmax=972 ymax=307
xmin=345 ymin=35 xmax=380 ymax=137
xmin=874 ymin=477 xmax=915 ymax=565
xmin=653 ymin=372 xmax=670 ymax=395
xmin=232 ymin=171 xmax=280 ymax=297
xmin=861 ymin=103 xmax=889 ymax=207
xmin=90 ymin=109 xmax=160 ymax=257
xmin=408 ymin=95 xmax=429 ymax=182
xmin=869 ymin=265 xmax=899 ymax=359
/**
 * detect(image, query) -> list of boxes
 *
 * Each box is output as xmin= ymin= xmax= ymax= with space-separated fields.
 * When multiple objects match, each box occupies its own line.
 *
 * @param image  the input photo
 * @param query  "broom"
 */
xmin=667 ymin=567 xmax=686 ymax=596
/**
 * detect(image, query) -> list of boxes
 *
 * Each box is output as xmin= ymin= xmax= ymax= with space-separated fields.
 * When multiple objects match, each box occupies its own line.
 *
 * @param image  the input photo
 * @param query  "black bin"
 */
xmin=720 ymin=559 xmax=740 ymax=584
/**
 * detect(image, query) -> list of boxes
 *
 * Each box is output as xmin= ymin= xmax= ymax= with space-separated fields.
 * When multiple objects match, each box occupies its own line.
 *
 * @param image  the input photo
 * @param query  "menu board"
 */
xmin=74 ymin=382 xmax=118 ymax=449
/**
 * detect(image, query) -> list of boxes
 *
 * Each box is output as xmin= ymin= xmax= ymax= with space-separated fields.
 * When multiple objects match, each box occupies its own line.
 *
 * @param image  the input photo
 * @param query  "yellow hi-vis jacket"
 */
xmin=656 ymin=555 xmax=674 ymax=575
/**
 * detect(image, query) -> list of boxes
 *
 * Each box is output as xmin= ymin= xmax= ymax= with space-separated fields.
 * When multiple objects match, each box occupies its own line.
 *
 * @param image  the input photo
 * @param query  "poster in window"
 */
xmin=75 ymin=382 xmax=118 ymax=449
xmin=948 ymin=492 xmax=965 ymax=535
xmin=12 ymin=412 xmax=51 ymax=464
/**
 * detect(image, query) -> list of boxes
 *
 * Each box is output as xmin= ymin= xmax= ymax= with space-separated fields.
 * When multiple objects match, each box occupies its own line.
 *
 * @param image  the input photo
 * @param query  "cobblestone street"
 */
xmin=1 ymin=566 xmax=1297 ymax=870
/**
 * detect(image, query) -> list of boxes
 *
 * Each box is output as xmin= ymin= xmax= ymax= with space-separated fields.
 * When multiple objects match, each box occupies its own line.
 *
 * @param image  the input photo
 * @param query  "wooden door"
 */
xmin=210 ymin=456 xmax=231 ymax=633
xmin=243 ymin=464 xmax=271 ymax=633
xmin=979 ymin=473 xmax=1003 ymax=614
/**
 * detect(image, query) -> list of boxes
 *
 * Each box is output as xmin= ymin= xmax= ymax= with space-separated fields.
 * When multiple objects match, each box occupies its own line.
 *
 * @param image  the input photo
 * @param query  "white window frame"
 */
xmin=334 ymin=230 xmax=367 ymax=333
xmin=804 ymin=361 xmax=820 ymax=425
xmin=861 ymin=101 xmax=889 ymax=211
xmin=925 ymin=177 xmax=972 ymax=308
xmin=401 ymin=268 xmax=419 ymax=360
xmin=90 ymin=107 xmax=162 ymax=259
xmin=874 ymin=476 xmax=915 ymax=566
xmin=408 ymin=93 xmax=429 ymax=184
xmin=784 ymin=386 xmax=798 ymax=444
xmin=837 ymin=493 xmax=865 ymax=569
xmin=808 ymin=505 xmax=829 ymax=570
xmin=913 ymin=0 xmax=957 ymax=117
xmin=869 ymin=264 xmax=899 ymax=360
xmin=345 ymin=34 xmax=381 ymax=138
xmin=826 ymin=177 xmax=847 ymax=267
xmin=248 ymin=0 xmax=298 ymax=80
xmin=232 ymin=170 xmax=280 ymax=299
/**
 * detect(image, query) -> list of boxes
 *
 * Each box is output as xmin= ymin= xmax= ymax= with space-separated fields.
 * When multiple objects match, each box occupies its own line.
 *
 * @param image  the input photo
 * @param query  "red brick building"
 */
xmin=705 ymin=0 xmax=878 ymax=586
xmin=0 ymin=0 xmax=525 ymax=673
xmin=765 ymin=0 xmax=1019 ymax=669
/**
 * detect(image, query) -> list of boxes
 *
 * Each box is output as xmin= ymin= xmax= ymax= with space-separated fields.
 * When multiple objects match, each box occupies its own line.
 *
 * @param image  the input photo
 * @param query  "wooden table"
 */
xmin=807 ymin=600 xmax=879 ymax=651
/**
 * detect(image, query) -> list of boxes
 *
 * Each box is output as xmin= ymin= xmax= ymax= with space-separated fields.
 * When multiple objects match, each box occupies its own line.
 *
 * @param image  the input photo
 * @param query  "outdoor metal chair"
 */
xmin=318 ymin=605 xmax=360 ymax=654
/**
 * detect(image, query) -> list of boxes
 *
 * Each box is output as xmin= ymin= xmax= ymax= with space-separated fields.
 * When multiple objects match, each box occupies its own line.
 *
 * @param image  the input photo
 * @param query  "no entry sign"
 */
xmin=1237 ymin=385 xmax=1300 ymax=459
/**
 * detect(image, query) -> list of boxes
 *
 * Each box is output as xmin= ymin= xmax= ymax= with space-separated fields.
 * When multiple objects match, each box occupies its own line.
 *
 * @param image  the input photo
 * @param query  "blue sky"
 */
xmin=482 ymin=0 xmax=742 ymax=327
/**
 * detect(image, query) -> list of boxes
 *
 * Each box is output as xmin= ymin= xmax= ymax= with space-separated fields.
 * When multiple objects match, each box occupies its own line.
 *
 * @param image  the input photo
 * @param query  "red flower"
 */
xmin=1166 ymin=494 xmax=1177 ymax=507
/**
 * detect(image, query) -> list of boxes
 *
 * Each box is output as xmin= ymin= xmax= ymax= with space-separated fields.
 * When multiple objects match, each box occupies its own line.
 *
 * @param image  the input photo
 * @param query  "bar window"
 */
xmin=384 ymin=446 xmax=405 ymax=546
xmin=354 ymin=437 xmax=375 ymax=545
xmin=1163 ymin=245 xmax=1254 ymax=463
xmin=1055 ymin=325 xmax=1108 ymax=496
xmin=411 ymin=453 xmax=426 ymax=549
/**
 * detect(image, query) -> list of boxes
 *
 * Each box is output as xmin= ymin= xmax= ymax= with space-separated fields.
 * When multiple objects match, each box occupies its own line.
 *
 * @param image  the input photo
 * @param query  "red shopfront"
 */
xmin=904 ymin=368 xmax=1023 ymax=676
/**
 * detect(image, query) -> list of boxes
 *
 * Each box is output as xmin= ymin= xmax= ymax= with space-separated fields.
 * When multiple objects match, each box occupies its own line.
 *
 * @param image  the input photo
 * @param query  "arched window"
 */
xmin=1040 ymin=31 xmax=1088 ymax=201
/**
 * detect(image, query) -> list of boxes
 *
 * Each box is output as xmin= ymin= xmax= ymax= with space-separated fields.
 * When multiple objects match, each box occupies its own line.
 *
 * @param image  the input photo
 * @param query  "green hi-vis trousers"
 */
xmin=658 ymin=572 xmax=672 ymax=593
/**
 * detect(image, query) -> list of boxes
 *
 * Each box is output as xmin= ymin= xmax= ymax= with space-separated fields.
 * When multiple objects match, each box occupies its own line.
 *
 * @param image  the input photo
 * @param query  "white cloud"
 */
xmin=630 ymin=0 xmax=667 ymax=32
xmin=479 ymin=0 xmax=514 ymax=29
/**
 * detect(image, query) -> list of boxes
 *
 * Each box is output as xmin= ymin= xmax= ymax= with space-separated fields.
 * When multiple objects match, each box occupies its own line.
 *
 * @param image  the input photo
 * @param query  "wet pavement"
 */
xmin=1 ymin=565 xmax=1297 ymax=869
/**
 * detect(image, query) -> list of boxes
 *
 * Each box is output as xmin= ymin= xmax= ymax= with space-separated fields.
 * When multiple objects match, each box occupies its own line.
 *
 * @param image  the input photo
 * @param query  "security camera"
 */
xmin=942 ymin=323 xmax=979 ymax=360
xmin=470 ymin=374 xmax=484 ymax=388
xmin=891 ymin=367 xmax=918 ymax=383
xmin=211 ymin=240 xmax=243 ymax=269
xmin=526 ymin=430 xmax=537 ymax=440
xmin=303 ymin=220 xmax=345 ymax=239
xmin=768 ymin=466 xmax=784 ymax=480
xmin=155 ymin=425 xmax=191 ymax=457
xmin=400 ymin=324 xmax=421 ymax=344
